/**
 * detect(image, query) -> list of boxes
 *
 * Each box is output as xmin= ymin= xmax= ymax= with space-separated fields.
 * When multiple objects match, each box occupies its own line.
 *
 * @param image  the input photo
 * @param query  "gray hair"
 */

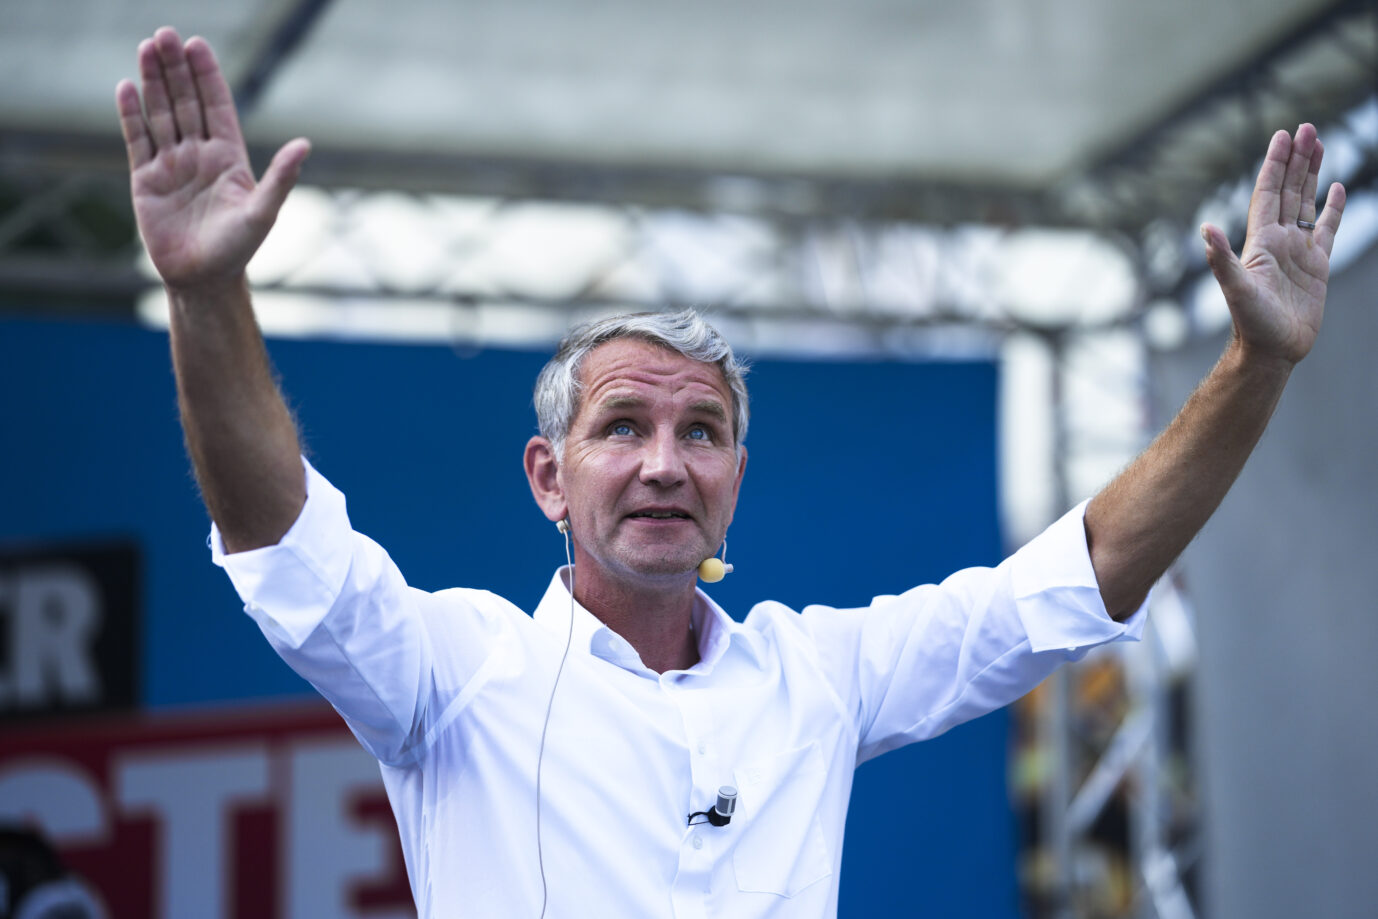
xmin=534 ymin=309 xmax=749 ymax=458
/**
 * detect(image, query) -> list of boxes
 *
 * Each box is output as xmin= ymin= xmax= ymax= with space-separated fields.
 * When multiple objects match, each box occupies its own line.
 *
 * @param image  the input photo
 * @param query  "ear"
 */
xmin=725 ymin=445 xmax=748 ymax=525
xmin=524 ymin=436 xmax=567 ymax=523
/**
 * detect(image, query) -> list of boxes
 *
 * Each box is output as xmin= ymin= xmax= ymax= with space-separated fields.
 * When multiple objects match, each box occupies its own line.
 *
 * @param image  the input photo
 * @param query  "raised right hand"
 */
xmin=115 ymin=27 xmax=309 ymax=292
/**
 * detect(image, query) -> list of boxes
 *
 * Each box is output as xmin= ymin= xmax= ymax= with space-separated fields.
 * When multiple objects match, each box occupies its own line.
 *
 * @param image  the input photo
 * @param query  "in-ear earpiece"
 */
xmin=556 ymin=518 xmax=570 ymax=535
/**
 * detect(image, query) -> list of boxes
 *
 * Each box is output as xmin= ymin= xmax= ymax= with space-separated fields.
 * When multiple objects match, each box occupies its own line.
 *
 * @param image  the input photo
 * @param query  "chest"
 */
xmin=407 ymin=628 xmax=857 ymax=915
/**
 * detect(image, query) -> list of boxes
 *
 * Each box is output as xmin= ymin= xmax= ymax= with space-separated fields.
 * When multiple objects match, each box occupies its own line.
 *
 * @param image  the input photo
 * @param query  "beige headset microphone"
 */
xmin=697 ymin=538 xmax=733 ymax=583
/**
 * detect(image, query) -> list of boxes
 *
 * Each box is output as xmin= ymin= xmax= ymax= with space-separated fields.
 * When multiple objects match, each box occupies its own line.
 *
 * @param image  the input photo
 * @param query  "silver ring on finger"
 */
xmin=1297 ymin=218 xmax=1317 ymax=230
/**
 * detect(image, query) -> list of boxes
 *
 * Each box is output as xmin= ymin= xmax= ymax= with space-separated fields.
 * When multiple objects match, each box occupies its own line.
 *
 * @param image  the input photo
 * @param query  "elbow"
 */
xmin=1088 ymin=546 xmax=1154 ymax=622
xmin=1103 ymin=588 xmax=1148 ymax=623
xmin=1084 ymin=511 xmax=1154 ymax=622
xmin=1092 ymin=552 xmax=1155 ymax=621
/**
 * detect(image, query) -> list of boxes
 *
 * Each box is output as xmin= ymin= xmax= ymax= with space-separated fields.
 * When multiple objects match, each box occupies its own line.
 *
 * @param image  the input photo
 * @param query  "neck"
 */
xmin=572 ymin=571 xmax=701 ymax=674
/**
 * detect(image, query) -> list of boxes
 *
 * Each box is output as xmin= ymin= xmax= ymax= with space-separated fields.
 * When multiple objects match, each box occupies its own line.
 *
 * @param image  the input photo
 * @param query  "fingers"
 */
xmin=1314 ymin=182 xmax=1346 ymax=257
xmin=115 ymin=80 xmax=153 ymax=171
xmin=1299 ymin=140 xmax=1323 ymax=225
xmin=138 ymin=37 xmax=178 ymax=150
xmin=1246 ymin=130 xmax=1290 ymax=235
xmin=185 ymin=37 xmax=242 ymax=142
xmin=127 ymin=28 xmax=234 ymax=160
xmin=1278 ymin=124 xmax=1318 ymax=225
xmin=153 ymin=27 xmax=206 ymax=141
xmin=1248 ymin=124 xmax=1332 ymax=238
xmin=1201 ymin=222 xmax=1250 ymax=303
xmin=248 ymin=138 xmax=312 ymax=227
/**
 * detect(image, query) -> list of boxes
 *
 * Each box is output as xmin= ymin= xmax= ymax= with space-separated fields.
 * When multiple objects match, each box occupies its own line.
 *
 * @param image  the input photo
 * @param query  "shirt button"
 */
xmin=697 ymin=742 xmax=707 ymax=755
xmin=692 ymin=835 xmax=703 ymax=850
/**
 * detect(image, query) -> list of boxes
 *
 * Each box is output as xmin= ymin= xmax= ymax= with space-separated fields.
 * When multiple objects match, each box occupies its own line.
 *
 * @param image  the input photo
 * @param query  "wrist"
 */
xmin=1223 ymin=334 xmax=1296 ymax=385
xmin=165 ymin=272 xmax=251 ymax=310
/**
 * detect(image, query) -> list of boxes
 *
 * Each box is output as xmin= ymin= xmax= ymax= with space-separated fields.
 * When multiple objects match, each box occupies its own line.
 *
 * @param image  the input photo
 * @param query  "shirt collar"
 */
xmin=532 ymin=567 xmax=609 ymax=659
xmin=531 ymin=567 xmax=763 ymax=675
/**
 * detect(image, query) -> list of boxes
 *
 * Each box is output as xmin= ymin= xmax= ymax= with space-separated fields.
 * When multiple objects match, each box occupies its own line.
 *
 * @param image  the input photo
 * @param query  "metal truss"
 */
xmin=1127 ymin=0 xmax=1378 ymax=306
xmin=0 ymin=165 xmax=144 ymax=314
xmin=994 ymin=317 xmax=1204 ymax=919
xmin=2 ymin=2 xmax=1373 ymax=327
xmin=1065 ymin=0 xmax=1378 ymax=235
xmin=0 ymin=0 xmax=335 ymax=315
xmin=0 ymin=158 xmax=1123 ymax=344
xmin=1024 ymin=327 xmax=1205 ymax=919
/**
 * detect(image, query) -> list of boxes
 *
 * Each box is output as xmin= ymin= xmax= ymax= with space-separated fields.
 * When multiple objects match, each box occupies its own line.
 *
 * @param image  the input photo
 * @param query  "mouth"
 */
xmin=626 ymin=509 xmax=693 ymax=521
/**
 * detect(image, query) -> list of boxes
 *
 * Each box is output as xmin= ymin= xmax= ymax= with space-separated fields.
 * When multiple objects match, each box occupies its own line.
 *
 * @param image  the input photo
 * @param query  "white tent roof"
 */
xmin=2 ymin=0 xmax=1369 ymax=226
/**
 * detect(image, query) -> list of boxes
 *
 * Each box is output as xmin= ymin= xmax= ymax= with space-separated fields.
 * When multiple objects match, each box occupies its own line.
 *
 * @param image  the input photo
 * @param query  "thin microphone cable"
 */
xmin=536 ymin=524 xmax=575 ymax=919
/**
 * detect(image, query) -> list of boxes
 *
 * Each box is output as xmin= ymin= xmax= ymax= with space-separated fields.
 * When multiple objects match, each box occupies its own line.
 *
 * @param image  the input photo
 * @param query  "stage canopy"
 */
xmin=2 ymin=0 xmax=1372 ymax=230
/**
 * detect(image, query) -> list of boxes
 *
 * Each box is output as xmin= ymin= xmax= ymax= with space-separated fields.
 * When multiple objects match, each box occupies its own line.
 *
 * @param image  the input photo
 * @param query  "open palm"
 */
xmin=1203 ymin=124 xmax=1345 ymax=366
xmin=116 ymin=28 xmax=308 ymax=291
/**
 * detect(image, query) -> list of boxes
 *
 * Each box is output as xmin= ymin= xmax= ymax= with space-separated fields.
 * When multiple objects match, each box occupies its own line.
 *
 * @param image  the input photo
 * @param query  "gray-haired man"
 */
xmin=118 ymin=26 xmax=1344 ymax=919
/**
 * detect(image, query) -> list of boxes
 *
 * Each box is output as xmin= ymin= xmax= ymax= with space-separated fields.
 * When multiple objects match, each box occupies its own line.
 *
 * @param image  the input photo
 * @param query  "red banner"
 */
xmin=0 ymin=702 xmax=414 ymax=918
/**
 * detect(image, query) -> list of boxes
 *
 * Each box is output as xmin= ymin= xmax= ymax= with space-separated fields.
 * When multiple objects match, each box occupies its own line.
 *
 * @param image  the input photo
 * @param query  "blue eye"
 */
xmin=610 ymin=422 xmax=633 ymax=436
xmin=687 ymin=427 xmax=709 ymax=441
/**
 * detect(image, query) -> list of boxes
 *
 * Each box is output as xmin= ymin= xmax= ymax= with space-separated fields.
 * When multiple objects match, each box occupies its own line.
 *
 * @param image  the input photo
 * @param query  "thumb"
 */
xmin=250 ymin=137 xmax=311 ymax=228
xmin=1201 ymin=223 xmax=1250 ymax=303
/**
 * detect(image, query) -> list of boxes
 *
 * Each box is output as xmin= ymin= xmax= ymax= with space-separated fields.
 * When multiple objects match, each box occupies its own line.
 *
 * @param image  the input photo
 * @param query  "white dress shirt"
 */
xmin=212 ymin=460 xmax=1144 ymax=918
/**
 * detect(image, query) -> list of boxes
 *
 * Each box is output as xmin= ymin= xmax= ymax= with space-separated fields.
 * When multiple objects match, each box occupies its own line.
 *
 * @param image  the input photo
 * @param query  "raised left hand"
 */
xmin=1201 ymin=123 xmax=1345 ymax=367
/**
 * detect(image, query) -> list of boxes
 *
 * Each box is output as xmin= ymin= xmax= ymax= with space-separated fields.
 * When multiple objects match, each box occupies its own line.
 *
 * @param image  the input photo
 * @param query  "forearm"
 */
xmin=1085 ymin=337 xmax=1293 ymax=618
xmin=168 ymin=274 xmax=305 ymax=552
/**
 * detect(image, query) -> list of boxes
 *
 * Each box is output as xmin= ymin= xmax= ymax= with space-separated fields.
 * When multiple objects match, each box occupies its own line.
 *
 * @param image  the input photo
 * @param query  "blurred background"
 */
xmin=1 ymin=1 xmax=1376 ymax=917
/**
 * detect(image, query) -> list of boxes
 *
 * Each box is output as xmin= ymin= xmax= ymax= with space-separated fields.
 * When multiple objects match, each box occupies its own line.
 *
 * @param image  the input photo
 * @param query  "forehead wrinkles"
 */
xmin=577 ymin=344 xmax=730 ymax=419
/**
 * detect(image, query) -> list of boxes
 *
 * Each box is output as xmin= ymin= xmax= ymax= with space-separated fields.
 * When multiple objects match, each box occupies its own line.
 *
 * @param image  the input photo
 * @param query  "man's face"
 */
xmin=555 ymin=338 xmax=746 ymax=589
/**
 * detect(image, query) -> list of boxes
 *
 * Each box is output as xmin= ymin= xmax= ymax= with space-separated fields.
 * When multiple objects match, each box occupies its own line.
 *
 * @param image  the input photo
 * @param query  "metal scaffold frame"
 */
xmin=1024 ymin=325 xmax=1205 ymax=918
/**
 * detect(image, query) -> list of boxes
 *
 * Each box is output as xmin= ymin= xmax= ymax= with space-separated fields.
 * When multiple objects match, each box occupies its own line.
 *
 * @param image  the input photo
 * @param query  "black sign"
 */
xmin=0 ymin=542 xmax=139 ymax=720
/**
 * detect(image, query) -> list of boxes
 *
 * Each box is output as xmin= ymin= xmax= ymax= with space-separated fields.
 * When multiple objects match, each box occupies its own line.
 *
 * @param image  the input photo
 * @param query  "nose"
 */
xmin=639 ymin=429 xmax=687 ymax=486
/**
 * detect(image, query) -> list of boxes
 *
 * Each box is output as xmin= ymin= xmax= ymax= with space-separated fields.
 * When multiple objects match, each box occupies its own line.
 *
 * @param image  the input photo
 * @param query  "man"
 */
xmin=116 ymin=26 xmax=1344 ymax=919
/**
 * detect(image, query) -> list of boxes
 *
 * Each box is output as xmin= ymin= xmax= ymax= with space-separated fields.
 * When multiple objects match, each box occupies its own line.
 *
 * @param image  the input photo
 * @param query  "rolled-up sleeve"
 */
xmin=210 ymin=458 xmax=501 ymax=766
xmin=801 ymin=499 xmax=1146 ymax=764
xmin=211 ymin=459 xmax=355 ymax=648
xmin=1010 ymin=499 xmax=1147 ymax=652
